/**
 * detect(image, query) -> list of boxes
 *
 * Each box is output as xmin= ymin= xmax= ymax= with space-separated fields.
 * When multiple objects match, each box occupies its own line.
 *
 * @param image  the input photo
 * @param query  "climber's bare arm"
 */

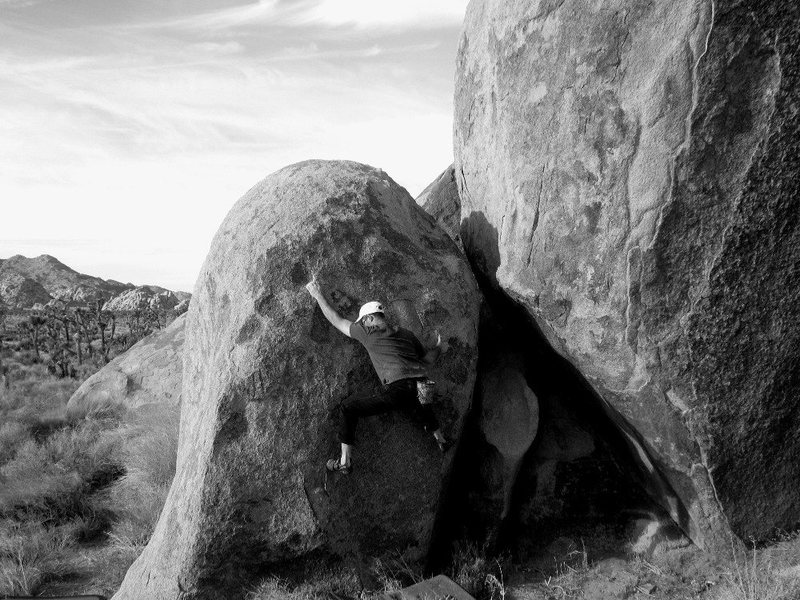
xmin=305 ymin=276 xmax=352 ymax=337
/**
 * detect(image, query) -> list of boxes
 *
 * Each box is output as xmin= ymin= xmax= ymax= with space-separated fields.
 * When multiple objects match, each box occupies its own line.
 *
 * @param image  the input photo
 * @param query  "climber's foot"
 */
xmin=325 ymin=457 xmax=351 ymax=475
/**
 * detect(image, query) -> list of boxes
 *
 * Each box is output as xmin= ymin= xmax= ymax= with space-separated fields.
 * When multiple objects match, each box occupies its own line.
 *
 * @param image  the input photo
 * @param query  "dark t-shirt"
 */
xmin=349 ymin=321 xmax=428 ymax=385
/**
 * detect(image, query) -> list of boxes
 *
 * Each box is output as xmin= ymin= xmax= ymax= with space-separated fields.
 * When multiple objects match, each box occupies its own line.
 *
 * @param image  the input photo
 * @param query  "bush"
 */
xmin=724 ymin=537 xmax=800 ymax=600
xmin=0 ymin=372 xmax=127 ymax=591
xmin=0 ymin=354 xmax=177 ymax=595
xmin=100 ymin=405 xmax=180 ymax=547
xmin=450 ymin=542 xmax=509 ymax=600
xmin=0 ymin=421 xmax=28 ymax=464
xmin=0 ymin=519 xmax=85 ymax=596
xmin=247 ymin=570 xmax=361 ymax=600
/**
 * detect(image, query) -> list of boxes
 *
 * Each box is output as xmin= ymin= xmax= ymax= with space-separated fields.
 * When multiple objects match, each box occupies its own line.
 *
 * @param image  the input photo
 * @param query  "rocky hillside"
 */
xmin=0 ymin=254 xmax=189 ymax=310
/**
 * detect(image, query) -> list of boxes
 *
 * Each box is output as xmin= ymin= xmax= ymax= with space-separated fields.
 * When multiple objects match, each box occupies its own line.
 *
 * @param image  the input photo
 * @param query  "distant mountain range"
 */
xmin=0 ymin=254 xmax=191 ymax=311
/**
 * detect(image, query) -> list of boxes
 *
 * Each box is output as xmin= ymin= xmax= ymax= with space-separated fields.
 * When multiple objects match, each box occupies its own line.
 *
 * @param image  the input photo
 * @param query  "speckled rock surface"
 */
xmin=66 ymin=314 xmax=185 ymax=416
xmin=416 ymin=165 xmax=462 ymax=246
xmin=112 ymin=160 xmax=480 ymax=600
xmin=455 ymin=0 xmax=800 ymax=548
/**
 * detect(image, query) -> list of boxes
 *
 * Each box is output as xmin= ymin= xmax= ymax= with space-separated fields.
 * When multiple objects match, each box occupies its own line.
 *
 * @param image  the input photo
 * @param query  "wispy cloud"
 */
xmin=301 ymin=0 xmax=467 ymax=30
xmin=0 ymin=0 xmax=466 ymax=289
xmin=142 ymin=0 xmax=467 ymax=33
xmin=151 ymin=0 xmax=286 ymax=32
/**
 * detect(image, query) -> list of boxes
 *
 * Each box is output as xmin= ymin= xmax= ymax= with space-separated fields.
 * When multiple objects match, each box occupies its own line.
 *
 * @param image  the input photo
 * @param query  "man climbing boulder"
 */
xmin=306 ymin=276 xmax=451 ymax=475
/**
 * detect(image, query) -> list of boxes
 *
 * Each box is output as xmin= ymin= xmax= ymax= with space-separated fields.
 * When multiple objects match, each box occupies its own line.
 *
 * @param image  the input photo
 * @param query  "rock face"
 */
xmin=103 ymin=287 xmax=180 ymax=312
xmin=0 ymin=270 xmax=51 ymax=308
xmin=113 ymin=160 xmax=480 ymax=600
xmin=173 ymin=298 xmax=190 ymax=315
xmin=416 ymin=165 xmax=462 ymax=245
xmin=455 ymin=0 xmax=800 ymax=548
xmin=66 ymin=314 xmax=185 ymax=417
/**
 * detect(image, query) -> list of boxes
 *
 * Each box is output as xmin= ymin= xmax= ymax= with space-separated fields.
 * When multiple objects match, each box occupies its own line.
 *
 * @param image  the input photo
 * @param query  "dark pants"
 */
xmin=337 ymin=378 xmax=439 ymax=445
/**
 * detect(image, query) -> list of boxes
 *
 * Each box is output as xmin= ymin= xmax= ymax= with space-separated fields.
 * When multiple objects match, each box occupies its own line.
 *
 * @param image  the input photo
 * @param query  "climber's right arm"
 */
xmin=305 ymin=276 xmax=353 ymax=337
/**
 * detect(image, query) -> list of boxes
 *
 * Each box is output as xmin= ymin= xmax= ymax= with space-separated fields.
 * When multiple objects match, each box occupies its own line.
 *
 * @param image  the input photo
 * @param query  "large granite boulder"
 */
xmin=455 ymin=0 xmax=800 ymax=549
xmin=66 ymin=314 xmax=185 ymax=417
xmin=113 ymin=160 xmax=480 ymax=600
xmin=416 ymin=165 xmax=462 ymax=246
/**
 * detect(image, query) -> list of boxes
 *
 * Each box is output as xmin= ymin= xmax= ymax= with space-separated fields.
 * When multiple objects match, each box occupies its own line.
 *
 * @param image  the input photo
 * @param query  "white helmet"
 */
xmin=357 ymin=301 xmax=385 ymax=321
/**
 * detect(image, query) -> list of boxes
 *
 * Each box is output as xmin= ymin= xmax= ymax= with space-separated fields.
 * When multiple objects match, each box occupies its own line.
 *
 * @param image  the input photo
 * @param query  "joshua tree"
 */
xmin=0 ymin=303 xmax=6 ymax=389
xmin=49 ymin=303 xmax=72 ymax=349
xmin=93 ymin=299 xmax=111 ymax=361
xmin=73 ymin=308 xmax=84 ymax=365
xmin=27 ymin=311 xmax=46 ymax=361
xmin=43 ymin=314 xmax=75 ymax=378
xmin=109 ymin=311 xmax=116 ymax=345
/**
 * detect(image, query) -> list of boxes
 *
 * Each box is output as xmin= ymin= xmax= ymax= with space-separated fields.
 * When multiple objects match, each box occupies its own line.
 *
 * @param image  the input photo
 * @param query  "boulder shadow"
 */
xmin=430 ymin=210 xmax=693 ymax=571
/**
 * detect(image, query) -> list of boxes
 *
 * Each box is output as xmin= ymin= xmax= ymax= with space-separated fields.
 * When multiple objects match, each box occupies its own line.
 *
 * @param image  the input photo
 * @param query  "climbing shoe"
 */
xmin=325 ymin=458 xmax=352 ymax=475
xmin=437 ymin=439 xmax=453 ymax=454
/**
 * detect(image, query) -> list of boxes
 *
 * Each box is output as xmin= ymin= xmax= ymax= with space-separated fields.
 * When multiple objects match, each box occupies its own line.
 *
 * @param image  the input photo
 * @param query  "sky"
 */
xmin=0 ymin=0 xmax=468 ymax=292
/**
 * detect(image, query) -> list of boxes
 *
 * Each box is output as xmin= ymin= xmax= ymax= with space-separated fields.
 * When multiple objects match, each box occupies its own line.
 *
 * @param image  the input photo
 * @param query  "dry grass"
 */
xmin=450 ymin=542 xmax=510 ymax=600
xmin=247 ymin=566 xmax=362 ymax=600
xmin=721 ymin=536 xmax=800 ymax=600
xmin=0 ymin=358 xmax=180 ymax=596
xmin=246 ymin=551 xmax=427 ymax=600
xmin=0 ymin=519 xmax=86 ymax=596
xmin=0 ymin=419 xmax=123 ymax=525
xmin=100 ymin=404 xmax=180 ymax=547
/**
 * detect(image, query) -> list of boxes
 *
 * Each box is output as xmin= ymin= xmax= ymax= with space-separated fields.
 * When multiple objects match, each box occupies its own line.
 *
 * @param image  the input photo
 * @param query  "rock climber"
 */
xmin=305 ymin=275 xmax=451 ymax=475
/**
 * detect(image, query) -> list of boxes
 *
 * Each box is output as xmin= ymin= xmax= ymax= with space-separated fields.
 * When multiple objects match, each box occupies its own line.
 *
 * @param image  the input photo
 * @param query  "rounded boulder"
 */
xmin=112 ymin=160 xmax=480 ymax=600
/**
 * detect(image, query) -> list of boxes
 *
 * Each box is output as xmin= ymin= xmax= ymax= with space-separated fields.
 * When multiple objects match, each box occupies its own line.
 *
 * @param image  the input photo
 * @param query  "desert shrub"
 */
xmin=118 ymin=406 xmax=179 ymax=487
xmin=450 ymin=542 xmax=509 ymax=600
xmin=0 ymin=421 xmax=29 ymax=464
xmin=0 ymin=364 xmax=138 ymax=595
xmin=0 ymin=417 xmax=124 ymax=525
xmin=723 ymin=537 xmax=800 ymax=600
xmin=104 ymin=478 xmax=172 ymax=548
xmin=0 ymin=518 xmax=85 ymax=596
xmin=101 ymin=405 xmax=180 ymax=546
xmin=0 ymin=365 xmax=80 ymax=428
xmin=247 ymin=570 xmax=362 ymax=600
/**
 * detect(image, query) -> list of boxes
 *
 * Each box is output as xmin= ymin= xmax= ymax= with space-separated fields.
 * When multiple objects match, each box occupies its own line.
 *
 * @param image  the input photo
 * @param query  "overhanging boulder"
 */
xmin=455 ymin=0 xmax=800 ymax=549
